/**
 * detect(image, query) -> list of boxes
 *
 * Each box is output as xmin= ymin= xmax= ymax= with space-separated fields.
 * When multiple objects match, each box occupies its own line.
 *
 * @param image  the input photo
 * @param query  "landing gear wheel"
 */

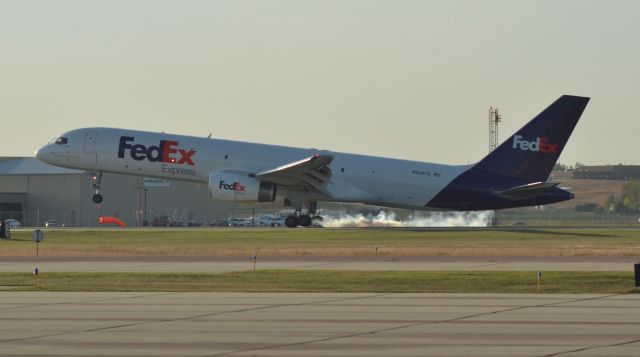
xmin=90 ymin=173 xmax=104 ymax=204
xmin=285 ymin=215 xmax=298 ymax=228
xmin=92 ymin=194 xmax=104 ymax=204
xmin=298 ymin=215 xmax=312 ymax=227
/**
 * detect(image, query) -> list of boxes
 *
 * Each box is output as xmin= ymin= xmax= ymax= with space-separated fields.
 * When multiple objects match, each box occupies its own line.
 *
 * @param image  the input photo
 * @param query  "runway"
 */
xmin=2 ymin=254 xmax=638 ymax=356
xmin=1 ymin=292 xmax=640 ymax=356
xmin=1 ymin=255 xmax=637 ymax=272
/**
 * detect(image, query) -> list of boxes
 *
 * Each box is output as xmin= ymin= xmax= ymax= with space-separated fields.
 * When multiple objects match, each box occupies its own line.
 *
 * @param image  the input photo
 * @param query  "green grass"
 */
xmin=0 ymin=270 xmax=636 ymax=294
xmin=3 ymin=227 xmax=640 ymax=257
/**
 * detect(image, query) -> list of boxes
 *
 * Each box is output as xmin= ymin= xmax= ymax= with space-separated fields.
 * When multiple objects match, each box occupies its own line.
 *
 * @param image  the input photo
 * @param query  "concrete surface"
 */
xmin=1 ymin=255 xmax=637 ymax=272
xmin=1 ymin=292 xmax=640 ymax=356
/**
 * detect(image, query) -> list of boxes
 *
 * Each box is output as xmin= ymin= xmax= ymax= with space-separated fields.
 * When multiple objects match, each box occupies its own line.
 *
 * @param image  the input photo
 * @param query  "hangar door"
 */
xmin=0 ymin=202 xmax=23 ymax=221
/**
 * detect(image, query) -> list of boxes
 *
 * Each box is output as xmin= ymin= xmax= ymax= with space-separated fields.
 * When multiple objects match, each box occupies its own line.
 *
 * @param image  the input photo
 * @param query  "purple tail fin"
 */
xmin=473 ymin=95 xmax=590 ymax=182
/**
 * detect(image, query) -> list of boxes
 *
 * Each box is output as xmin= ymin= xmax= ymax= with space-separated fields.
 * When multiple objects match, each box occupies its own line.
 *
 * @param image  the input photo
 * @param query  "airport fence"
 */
xmin=498 ymin=209 xmax=640 ymax=226
xmin=2 ymin=208 xmax=639 ymax=228
xmin=0 ymin=210 xmax=94 ymax=228
xmin=0 ymin=207 xmax=287 ymax=228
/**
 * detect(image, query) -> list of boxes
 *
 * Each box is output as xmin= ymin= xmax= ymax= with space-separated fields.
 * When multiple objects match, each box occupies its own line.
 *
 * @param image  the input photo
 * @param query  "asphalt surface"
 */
xmin=2 ymin=231 xmax=639 ymax=356
xmin=1 ymin=292 xmax=640 ymax=356
xmin=1 ymin=255 xmax=638 ymax=272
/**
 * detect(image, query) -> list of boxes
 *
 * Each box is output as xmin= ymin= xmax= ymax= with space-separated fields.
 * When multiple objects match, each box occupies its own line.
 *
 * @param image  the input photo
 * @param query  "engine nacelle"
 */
xmin=209 ymin=172 xmax=276 ymax=202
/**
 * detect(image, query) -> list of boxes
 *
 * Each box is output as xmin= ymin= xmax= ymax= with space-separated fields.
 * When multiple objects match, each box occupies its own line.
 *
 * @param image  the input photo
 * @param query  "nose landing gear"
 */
xmin=92 ymin=194 xmax=103 ymax=204
xmin=91 ymin=172 xmax=104 ymax=204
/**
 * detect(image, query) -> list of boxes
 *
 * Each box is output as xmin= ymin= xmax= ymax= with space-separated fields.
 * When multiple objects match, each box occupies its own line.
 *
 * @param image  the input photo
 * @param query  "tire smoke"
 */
xmin=321 ymin=210 xmax=494 ymax=228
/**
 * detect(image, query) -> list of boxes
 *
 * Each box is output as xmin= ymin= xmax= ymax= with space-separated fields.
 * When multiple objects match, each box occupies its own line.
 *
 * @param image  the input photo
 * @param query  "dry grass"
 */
xmin=552 ymin=179 xmax=625 ymax=208
xmin=1 ymin=271 xmax=636 ymax=294
xmin=2 ymin=227 xmax=640 ymax=257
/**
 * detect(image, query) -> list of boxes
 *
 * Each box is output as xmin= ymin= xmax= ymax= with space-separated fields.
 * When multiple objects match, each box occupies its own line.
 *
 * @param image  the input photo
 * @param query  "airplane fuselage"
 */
xmin=37 ymin=127 xmax=469 ymax=211
xmin=36 ymin=95 xmax=590 ymax=217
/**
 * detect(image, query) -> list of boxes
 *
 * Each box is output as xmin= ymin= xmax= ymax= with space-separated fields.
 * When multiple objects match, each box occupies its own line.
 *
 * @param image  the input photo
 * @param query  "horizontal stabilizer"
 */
xmin=496 ymin=182 xmax=560 ymax=199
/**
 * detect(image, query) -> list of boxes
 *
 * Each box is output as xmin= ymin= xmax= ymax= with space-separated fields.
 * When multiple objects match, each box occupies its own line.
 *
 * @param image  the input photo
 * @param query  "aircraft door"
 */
xmin=84 ymin=132 xmax=97 ymax=155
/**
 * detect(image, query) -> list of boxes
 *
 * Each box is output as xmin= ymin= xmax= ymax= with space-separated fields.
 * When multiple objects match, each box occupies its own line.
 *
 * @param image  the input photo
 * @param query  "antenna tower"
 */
xmin=488 ymin=106 xmax=502 ymax=228
xmin=489 ymin=107 xmax=501 ymax=152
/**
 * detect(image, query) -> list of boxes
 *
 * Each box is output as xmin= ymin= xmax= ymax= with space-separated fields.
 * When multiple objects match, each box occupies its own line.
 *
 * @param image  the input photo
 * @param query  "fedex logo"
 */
xmin=219 ymin=180 xmax=246 ymax=192
xmin=512 ymin=135 xmax=558 ymax=155
xmin=118 ymin=136 xmax=196 ymax=165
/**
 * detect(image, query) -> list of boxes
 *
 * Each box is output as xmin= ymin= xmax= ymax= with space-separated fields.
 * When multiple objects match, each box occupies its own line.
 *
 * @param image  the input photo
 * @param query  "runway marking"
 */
xmin=541 ymin=338 xmax=640 ymax=357
xmin=466 ymin=262 xmax=509 ymax=269
xmin=205 ymin=293 xmax=625 ymax=357
xmin=538 ymin=294 xmax=640 ymax=356
xmin=1 ymin=292 xmax=633 ymax=356
xmin=0 ymin=292 xmax=191 ymax=344
xmin=0 ymin=292 xmax=392 ymax=346
xmin=0 ymin=292 xmax=173 ymax=311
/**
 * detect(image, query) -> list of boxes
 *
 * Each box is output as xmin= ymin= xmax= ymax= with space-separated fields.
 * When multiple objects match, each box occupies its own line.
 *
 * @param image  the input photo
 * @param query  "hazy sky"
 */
xmin=1 ymin=1 xmax=638 ymax=165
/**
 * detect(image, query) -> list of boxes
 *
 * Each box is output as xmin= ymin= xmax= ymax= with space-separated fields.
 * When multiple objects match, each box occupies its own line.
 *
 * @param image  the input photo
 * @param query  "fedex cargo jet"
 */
xmin=36 ymin=95 xmax=589 ymax=227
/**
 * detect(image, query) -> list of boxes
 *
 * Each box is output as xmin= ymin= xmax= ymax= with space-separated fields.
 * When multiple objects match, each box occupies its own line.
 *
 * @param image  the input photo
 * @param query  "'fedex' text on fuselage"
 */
xmin=117 ymin=136 xmax=197 ymax=165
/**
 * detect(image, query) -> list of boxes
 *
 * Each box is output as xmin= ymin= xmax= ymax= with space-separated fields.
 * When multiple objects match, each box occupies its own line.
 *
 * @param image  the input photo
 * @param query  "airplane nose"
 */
xmin=36 ymin=145 xmax=49 ymax=162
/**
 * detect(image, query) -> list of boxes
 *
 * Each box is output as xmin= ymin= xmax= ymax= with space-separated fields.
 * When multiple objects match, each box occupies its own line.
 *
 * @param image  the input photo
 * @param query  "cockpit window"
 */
xmin=55 ymin=137 xmax=68 ymax=145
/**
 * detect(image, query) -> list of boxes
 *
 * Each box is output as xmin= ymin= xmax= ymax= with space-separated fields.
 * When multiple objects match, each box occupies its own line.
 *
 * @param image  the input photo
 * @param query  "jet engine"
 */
xmin=209 ymin=171 xmax=276 ymax=202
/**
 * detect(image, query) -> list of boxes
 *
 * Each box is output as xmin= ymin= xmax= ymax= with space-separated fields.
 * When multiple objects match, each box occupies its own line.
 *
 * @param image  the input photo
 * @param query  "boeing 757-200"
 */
xmin=36 ymin=95 xmax=589 ymax=227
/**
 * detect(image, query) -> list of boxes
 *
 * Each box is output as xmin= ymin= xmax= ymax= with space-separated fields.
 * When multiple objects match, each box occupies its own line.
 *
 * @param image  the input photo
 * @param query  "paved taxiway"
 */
xmin=1 ymin=292 xmax=640 ymax=356
xmin=1 ymin=256 xmax=636 ymax=273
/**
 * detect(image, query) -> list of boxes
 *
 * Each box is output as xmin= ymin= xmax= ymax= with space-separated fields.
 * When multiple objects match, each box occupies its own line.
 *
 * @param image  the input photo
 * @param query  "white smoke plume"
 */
xmin=321 ymin=210 xmax=494 ymax=228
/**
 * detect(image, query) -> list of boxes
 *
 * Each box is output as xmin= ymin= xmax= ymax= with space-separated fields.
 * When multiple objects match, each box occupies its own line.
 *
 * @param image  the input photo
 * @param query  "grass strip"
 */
xmin=0 ymin=270 xmax=637 ymax=294
xmin=3 ymin=228 xmax=640 ymax=257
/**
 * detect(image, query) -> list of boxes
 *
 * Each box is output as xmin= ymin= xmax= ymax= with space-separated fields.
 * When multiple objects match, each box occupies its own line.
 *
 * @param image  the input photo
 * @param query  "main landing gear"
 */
xmin=284 ymin=215 xmax=300 ymax=228
xmin=284 ymin=201 xmax=323 ymax=228
xmin=91 ymin=172 xmax=104 ymax=204
xmin=284 ymin=213 xmax=319 ymax=228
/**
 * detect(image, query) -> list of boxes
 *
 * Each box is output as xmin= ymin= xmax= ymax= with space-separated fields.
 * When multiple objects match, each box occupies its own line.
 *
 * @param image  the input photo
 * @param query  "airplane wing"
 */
xmin=256 ymin=154 xmax=334 ymax=196
xmin=496 ymin=182 xmax=560 ymax=199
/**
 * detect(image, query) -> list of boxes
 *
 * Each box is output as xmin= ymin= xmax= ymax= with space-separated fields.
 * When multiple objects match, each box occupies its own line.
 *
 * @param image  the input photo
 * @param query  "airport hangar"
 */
xmin=0 ymin=157 xmax=238 ymax=227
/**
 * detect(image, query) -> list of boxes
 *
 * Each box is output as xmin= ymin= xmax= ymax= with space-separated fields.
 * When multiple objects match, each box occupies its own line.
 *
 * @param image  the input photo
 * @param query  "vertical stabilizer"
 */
xmin=472 ymin=95 xmax=590 ymax=182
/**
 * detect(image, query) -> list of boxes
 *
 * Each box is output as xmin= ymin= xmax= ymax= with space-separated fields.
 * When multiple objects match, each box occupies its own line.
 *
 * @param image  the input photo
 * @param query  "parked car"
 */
xmin=4 ymin=219 xmax=21 ymax=228
xmin=255 ymin=216 xmax=285 ymax=227
xmin=211 ymin=219 xmax=230 ymax=227
xmin=152 ymin=216 xmax=170 ymax=227
xmin=185 ymin=220 xmax=203 ymax=227
xmin=168 ymin=219 xmax=185 ymax=227
xmin=229 ymin=218 xmax=252 ymax=227
xmin=45 ymin=219 xmax=61 ymax=227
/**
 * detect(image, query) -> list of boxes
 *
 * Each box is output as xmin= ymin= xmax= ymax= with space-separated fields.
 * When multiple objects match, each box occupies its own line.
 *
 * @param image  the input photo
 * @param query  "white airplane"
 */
xmin=37 ymin=95 xmax=589 ymax=227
